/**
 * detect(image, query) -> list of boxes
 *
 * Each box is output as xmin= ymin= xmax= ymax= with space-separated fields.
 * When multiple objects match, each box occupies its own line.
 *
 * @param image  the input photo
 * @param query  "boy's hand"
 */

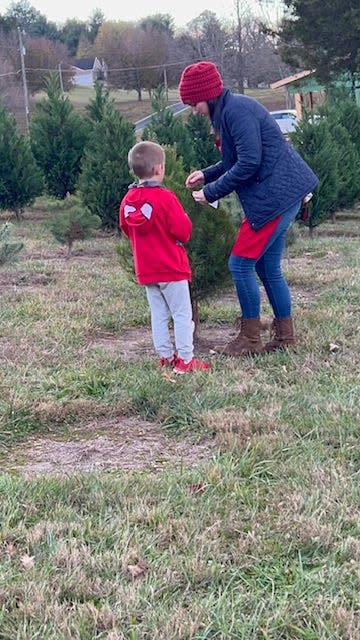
xmin=185 ymin=170 xmax=204 ymax=189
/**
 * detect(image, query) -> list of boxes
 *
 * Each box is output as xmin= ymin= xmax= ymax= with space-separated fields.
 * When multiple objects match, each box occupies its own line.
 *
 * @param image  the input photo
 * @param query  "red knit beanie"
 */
xmin=179 ymin=61 xmax=224 ymax=105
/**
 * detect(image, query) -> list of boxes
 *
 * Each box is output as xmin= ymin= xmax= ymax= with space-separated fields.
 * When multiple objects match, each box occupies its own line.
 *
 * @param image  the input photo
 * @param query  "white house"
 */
xmin=71 ymin=57 xmax=108 ymax=87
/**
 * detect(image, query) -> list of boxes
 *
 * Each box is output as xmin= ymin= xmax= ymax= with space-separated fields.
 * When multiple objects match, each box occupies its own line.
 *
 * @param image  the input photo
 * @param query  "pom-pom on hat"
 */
xmin=179 ymin=61 xmax=224 ymax=105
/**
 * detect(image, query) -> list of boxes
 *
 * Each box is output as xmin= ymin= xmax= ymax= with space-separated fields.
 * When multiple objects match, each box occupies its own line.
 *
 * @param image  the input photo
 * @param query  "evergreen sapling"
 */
xmin=47 ymin=195 xmax=100 ymax=255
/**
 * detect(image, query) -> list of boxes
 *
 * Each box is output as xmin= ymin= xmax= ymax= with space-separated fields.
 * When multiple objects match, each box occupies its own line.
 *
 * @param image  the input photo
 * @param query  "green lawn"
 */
xmin=0 ymin=205 xmax=359 ymax=639
xmin=64 ymin=85 xmax=286 ymax=122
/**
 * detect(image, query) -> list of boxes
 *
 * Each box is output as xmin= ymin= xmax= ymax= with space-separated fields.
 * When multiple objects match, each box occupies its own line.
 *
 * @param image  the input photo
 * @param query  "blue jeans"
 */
xmin=228 ymin=202 xmax=301 ymax=319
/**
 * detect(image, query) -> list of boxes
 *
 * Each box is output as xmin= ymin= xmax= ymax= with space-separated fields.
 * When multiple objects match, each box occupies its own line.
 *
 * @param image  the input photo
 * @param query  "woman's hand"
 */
xmin=185 ymin=170 xmax=204 ymax=189
xmin=192 ymin=189 xmax=208 ymax=205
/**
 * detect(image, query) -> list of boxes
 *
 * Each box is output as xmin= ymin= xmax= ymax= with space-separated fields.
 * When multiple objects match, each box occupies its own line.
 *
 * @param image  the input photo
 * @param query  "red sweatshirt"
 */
xmin=119 ymin=183 xmax=192 ymax=285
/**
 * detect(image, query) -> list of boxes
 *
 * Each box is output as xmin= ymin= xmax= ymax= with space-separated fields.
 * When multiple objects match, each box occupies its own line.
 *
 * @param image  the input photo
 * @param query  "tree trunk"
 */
xmin=191 ymin=294 xmax=199 ymax=337
xmin=350 ymin=72 xmax=356 ymax=102
xmin=66 ymin=240 xmax=73 ymax=258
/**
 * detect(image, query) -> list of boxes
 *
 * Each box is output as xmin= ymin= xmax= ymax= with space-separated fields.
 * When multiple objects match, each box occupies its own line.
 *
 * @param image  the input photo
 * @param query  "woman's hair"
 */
xmin=128 ymin=141 xmax=165 ymax=179
xmin=207 ymin=97 xmax=220 ymax=120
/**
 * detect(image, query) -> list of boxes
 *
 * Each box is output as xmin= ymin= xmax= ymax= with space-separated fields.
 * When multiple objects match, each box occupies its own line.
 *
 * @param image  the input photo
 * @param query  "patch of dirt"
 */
xmin=0 ymin=271 xmax=54 ymax=290
xmin=21 ymin=210 xmax=52 ymax=221
xmin=5 ymin=416 xmax=214 ymax=476
xmin=21 ymin=248 xmax=67 ymax=261
xmin=318 ymin=229 xmax=360 ymax=238
xmin=0 ymin=336 xmax=36 ymax=363
xmin=87 ymin=292 xmax=315 ymax=361
xmin=4 ymin=268 xmax=318 ymax=476
xmin=28 ymin=242 xmax=116 ymax=262
xmin=290 ymin=286 xmax=319 ymax=305
xmin=88 ymin=323 xmax=245 ymax=361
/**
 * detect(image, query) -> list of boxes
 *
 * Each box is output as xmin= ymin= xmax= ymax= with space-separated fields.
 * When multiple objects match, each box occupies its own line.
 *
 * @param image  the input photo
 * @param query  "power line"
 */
xmin=0 ymin=70 xmax=20 ymax=77
xmin=23 ymin=60 xmax=191 ymax=73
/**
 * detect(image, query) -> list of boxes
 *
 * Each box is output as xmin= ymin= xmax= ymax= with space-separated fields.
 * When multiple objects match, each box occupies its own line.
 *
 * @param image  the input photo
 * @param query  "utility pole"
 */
xmin=58 ymin=62 xmax=64 ymax=93
xmin=17 ymin=27 xmax=29 ymax=134
xmin=163 ymin=66 xmax=168 ymax=102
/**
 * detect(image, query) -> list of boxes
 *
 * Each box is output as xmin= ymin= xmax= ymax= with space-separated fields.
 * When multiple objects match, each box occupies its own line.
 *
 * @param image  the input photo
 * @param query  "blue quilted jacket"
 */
xmin=203 ymin=89 xmax=319 ymax=230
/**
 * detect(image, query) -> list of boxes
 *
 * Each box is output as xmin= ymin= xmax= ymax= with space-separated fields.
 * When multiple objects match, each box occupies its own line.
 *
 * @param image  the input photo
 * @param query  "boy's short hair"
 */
xmin=128 ymin=141 xmax=165 ymax=179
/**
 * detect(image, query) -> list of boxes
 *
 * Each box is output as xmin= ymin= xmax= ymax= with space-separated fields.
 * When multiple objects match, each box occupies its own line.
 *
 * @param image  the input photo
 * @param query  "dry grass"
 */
xmin=66 ymin=85 xmax=287 ymax=124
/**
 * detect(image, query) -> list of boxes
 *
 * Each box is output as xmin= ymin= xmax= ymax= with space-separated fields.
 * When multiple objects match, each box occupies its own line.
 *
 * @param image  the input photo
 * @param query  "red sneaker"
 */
xmin=173 ymin=357 xmax=211 ymax=374
xmin=159 ymin=355 xmax=178 ymax=368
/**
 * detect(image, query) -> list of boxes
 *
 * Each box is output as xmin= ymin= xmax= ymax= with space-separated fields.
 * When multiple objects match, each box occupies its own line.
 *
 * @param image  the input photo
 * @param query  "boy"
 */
xmin=119 ymin=141 xmax=210 ymax=374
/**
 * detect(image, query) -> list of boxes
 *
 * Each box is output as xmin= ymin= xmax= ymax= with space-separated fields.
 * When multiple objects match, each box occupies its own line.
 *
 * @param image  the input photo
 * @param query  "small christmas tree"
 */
xmin=0 ymin=222 xmax=24 ymax=265
xmin=164 ymin=148 xmax=236 ymax=324
xmin=118 ymin=146 xmax=236 ymax=329
xmin=47 ymin=195 xmax=100 ymax=255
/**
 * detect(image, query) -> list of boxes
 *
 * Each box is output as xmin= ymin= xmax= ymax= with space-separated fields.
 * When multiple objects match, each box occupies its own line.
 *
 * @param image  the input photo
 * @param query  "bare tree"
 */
xmin=223 ymin=0 xmax=251 ymax=93
xmin=185 ymin=11 xmax=228 ymax=69
xmin=24 ymin=37 xmax=74 ymax=94
xmin=0 ymin=57 xmax=24 ymax=128
xmin=242 ymin=18 xmax=292 ymax=87
xmin=94 ymin=20 xmax=129 ymax=86
xmin=95 ymin=21 xmax=168 ymax=100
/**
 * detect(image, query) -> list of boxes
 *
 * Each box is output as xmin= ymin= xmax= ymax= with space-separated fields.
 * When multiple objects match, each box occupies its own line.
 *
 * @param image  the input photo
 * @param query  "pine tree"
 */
xmin=185 ymin=112 xmax=221 ymax=168
xmin=118 ymin=146 xmax=236 ymax=328
xmin=0 ymin=222 xmax=24 ymax=264
xmin=0 ymin=101 xmax=43 ymax=219
xmin=330 ymin=99 xmax=360 ymax=158
xmin=141 ymin=86 xmax=196 ymax=171
xmin=29 ymin=73 xmax=88 ymax=199
xmin=328 ymin=122 xmax=360 ymax=209
xmin=46 ymin=195 xmax=100 ymax=255
xmin=292 ymin=119 xmax=339 ymax=234
xmin=279 ymin=0 xmax=360 ymax=96
xmin=325 ymin=100 xmax=360 ymax=210
xmin=165 ymin=149 xmax=235 ymax=319
xmin=85 ymin=80 xmax=113 ymax=124
xmin=78 ymin=106 xmax=136 ymax=229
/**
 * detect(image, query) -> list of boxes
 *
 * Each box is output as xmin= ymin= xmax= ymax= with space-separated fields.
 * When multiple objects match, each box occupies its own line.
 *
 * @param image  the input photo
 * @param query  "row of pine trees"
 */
xmin=2 ymin=75 xmax=360 ymax=230
xmin=1 ymin=75 xmax=360 ymax=308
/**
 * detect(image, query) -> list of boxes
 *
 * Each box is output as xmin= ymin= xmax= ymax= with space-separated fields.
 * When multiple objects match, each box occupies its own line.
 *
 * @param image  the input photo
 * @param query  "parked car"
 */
xmin=270 ymin=109 xmax=298 ymax=134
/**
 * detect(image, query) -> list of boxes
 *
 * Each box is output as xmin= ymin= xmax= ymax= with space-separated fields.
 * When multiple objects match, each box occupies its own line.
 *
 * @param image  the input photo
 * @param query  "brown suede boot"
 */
xmin=214 ymin=318 xmax=264 ymax=356
xmin=264 ymin=317 xmax=296 ymax=352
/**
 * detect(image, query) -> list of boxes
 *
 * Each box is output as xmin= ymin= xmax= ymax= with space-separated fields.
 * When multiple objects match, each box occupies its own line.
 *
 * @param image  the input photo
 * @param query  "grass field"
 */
xmin=65 ymin=85 xmax=287 ymax=124
xmin=0 ymin=202 xmax=359 ymax=639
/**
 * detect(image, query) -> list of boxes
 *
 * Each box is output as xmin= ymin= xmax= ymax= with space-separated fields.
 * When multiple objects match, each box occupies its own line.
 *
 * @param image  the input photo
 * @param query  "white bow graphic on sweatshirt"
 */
xmin=124 ymin=203 xmax=153 ymax=219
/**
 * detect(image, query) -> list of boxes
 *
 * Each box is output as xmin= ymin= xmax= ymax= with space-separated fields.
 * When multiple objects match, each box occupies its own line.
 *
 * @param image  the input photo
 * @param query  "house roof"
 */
xmin=270 ymin=69 xmax=360 ymax=106
xmin=73 ymin=57 xmax=96 ymax=70
xmin=270 ymin=70 xmax=315 ymax=89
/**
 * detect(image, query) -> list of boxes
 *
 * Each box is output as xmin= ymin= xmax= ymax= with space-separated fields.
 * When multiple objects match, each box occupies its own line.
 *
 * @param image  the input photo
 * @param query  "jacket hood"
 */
xmin=122 ymin=183 xmax=162 ymax=233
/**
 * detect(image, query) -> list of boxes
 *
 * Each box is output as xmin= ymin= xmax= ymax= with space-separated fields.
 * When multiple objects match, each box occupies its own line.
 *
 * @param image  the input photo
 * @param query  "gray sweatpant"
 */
xmin=145 ymin=280 xmax=194 ymax=362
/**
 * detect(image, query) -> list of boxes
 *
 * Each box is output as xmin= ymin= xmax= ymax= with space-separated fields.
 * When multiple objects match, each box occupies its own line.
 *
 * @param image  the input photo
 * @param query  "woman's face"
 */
xmin=191 ymin=101 xmax=210 ymax=118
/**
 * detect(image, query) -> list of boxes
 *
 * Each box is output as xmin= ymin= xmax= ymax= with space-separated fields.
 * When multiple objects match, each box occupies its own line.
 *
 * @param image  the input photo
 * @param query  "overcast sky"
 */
xmin=0 ymin=0 xmax=283 ymax=29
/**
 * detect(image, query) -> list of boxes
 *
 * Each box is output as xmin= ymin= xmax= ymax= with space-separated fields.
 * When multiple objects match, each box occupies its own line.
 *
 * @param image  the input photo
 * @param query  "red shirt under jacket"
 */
xmin=119 ymin=184 xmax=192 ymax=285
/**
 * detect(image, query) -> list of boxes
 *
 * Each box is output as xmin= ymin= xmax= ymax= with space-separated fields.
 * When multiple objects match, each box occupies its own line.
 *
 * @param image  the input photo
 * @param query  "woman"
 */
xmin=178 ymin=61 xmax=319 ymax=355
